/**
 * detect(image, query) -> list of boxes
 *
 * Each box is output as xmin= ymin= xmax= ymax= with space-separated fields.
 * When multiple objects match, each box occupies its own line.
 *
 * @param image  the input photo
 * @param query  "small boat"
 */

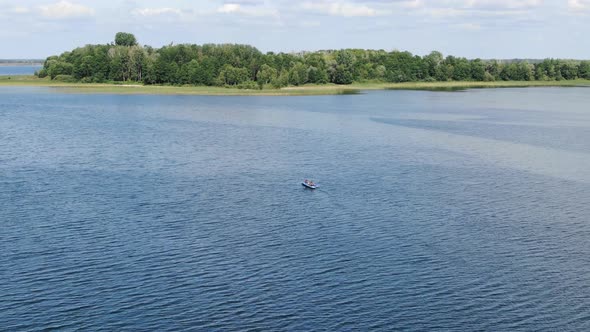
xmin=302 ymin=180 xmax=318 ymax=189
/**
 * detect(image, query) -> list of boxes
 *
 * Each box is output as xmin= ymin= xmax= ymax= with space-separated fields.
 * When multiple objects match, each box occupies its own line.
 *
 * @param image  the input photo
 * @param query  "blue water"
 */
xmin=1 ymin=87 xmax=590 ymax=330
xmin=0 ymin=65 xmax=42 ymax=76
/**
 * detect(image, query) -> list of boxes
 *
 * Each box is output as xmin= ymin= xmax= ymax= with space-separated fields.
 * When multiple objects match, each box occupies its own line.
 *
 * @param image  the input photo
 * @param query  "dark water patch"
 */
xmin=372 ymin=117 xmax=590 ymax=154
xmin=392 ymin=86 xmax=470 ymax=92
xmin=335 ymin=88 xmax=361 ymax=95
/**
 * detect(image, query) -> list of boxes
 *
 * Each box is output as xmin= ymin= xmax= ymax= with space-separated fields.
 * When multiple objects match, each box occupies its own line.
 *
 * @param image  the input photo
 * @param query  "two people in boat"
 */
xmin=304 ymin=179 xmax=316 ymax=186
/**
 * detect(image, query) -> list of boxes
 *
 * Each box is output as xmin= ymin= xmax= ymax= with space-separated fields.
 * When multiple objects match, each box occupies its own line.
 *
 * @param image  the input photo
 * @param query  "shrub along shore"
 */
xmin=2 ymin=75 xmax=589 ymax=96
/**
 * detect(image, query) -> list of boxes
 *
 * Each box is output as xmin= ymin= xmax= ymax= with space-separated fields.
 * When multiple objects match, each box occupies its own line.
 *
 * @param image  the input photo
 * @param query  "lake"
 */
xmin=1 ymin=87 xmax=589 ymax=330
xmin=0 ymin=65 xmax=42 ymax=76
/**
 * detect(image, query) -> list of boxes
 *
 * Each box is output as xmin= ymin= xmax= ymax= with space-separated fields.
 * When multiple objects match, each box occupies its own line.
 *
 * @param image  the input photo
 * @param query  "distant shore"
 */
xmin=0 ymin=63 xmax=43 ymax=67
xmin=1 ymin=75 xmax=589 ymax=96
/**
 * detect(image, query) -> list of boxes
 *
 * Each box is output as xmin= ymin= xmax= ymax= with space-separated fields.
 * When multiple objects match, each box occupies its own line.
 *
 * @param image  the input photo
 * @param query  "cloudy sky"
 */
xmin=0 ymin=0 xmax=589 ymax=59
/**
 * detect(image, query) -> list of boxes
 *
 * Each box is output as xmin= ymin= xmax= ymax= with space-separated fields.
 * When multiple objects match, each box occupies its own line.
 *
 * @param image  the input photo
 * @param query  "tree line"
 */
xmin=37 ymin=32 xmax=590 ymax=89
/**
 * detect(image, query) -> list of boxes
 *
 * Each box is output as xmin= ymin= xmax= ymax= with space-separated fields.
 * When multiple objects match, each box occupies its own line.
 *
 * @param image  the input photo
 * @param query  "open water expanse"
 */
xmin=0 ymin=65 xmax=42 ymax=76
xmin=1 ymin=87 xmax=590 ymax=331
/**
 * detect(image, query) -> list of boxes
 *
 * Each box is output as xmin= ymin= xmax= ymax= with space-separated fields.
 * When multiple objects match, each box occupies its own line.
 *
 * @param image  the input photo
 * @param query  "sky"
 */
xmin=0 ymin=0 xmax=589 ymax=59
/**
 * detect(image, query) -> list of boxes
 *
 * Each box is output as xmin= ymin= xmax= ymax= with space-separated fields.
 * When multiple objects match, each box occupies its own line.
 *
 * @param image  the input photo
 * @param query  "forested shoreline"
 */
xmin=37 ymin=32 xmax=590 ymax=89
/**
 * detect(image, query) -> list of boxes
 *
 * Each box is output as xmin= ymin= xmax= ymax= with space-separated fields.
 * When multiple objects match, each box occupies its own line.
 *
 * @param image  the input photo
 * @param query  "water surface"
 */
xmin=0 ymin=65 xmax=42 ymax=76
xmin=1 ymin=87 xmax=589 ymax=330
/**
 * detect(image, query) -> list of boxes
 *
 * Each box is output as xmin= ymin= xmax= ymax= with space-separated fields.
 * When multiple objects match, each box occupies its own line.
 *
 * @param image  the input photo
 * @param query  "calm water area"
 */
xmin=1 ymin=87 xmax=589 ymax=330
xmin=0 ymin=65 xmax=42 ymax=76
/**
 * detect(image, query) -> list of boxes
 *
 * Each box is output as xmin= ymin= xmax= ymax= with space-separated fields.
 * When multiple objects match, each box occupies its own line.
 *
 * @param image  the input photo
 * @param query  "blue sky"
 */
xmin=1 ymin=0 xmax=589 ymax=59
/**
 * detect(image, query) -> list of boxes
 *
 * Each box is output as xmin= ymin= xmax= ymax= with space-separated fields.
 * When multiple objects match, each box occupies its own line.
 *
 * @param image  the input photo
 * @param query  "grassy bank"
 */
xmin=375 ymin=80 xmax=590 ymax=91
xmin=1 ymin=75 xmax=589 ymax=96
xmin=0 ymin=76 xmax=358 ymax=96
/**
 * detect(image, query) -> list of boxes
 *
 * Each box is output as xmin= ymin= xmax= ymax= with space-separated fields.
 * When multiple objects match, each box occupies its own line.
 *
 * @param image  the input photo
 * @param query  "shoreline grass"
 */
xmin=1 ymin=75 xmax=589 ymax=96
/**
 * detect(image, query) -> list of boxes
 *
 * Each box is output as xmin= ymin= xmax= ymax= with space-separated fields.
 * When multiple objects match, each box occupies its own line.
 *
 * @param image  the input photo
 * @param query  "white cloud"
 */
xmin=12 ymin=6 xmax=30 ymax=14
xmin=425 ymin=7 xmax=524 ymax=18
xmin=568 ymin=0 xmax=590 ymax=10
xmin=217 ymin=3 xmax=279 ymax=17
xmin=403 ymin=0 xmax=542 ymax=10
xmin=132 ymin=8 xmax=182 ymax=17
xmin=455 ymin=22 xmax=481 ymax=30
xmin=463 ymin=0 xmax=542 ymax=10
xmin=218 ymin=3 xmax=241 ymax=13
xmin=401 ymin=0 xmax=423 ymax=9
xmin=302 ymin=1 xmax=378 ymax=17
xmin=38 ymin=1 xmax=95 ymax=19
xmin=402 ymin=0 xmax=543 ymax=21
xmin=397 ymin=0 xmax=544 ymax=31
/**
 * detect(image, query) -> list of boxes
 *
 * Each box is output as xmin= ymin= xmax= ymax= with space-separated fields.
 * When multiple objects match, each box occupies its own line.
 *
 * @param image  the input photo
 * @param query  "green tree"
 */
xmin=115 ymin=32 xmax=138 ymax=47
xmin=218 ymin=65 xmax=249 ymax=85
xmin=46 ymin=60 xmax=74 ymax=79
xmin=500 ymin=63 xmax=519 ymax=80
xmin=36 ymin=68 xmax=48 ymax=78
xmin=486 ymin=61 xmax=500 ymax=81
xmin=375 ymin=65 xmax=386 ymax=80
xmin=452 ymin=58 xmax=471 ymax=81
xmin=578 ymin=61 xmax=590 ymax=79
xmin=336 ymin=50 xmax=355 ymax=68
xmin=330 ymin=50 xmax=355 ymax=84
xmin=39 ymin=35 xmax=588 ymax=87
xmin=186 ymin=59 xmax=202 ymax=85
xmin=518 ymin=63 xmax=534 ymax=81
xmin=560 ymin=62 xmax=578 ymax=80
xmin=73 ymin=55 xmax=94 ymax=79
xmin=108 ymin=46 xmax=131 ymax=81
xmin=271 ymin=70 xmax=289 ymax=88
xmin=168 ymin=62 xmax=181 ymax=84
xmin=435 ymin=64 xmax=452 ymax=81
xmin=470 ymin=59 xmax=486 ymax=81
xmin=333 ymin=65 xmax=354 ymax=84
xmin=424 ymin=51 xmax=443 ymax=79
xmin=199 ymin=57 xmax=217 ymax=85
xmin=129 ymin=46 xmax=146 ymax=81
xmin=307 ymin=66 xmax=329 ymax=84
xmin=535 ymin=59 xmax=556 ymax=81
xmin=288 ymin=62 xmax=308 ymax=86
xmin=257 ymin=64 xmax=278 ymax=87
xmin=384 ymin=51 xmax=421 ymax=82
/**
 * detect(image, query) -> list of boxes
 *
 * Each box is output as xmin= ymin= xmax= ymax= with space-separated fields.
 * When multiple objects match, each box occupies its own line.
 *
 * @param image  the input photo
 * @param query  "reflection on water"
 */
xmin=387 ymin=86 xmax=470 ymax=92
xmin=1 ymin=87 xmax=589 ymax=330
